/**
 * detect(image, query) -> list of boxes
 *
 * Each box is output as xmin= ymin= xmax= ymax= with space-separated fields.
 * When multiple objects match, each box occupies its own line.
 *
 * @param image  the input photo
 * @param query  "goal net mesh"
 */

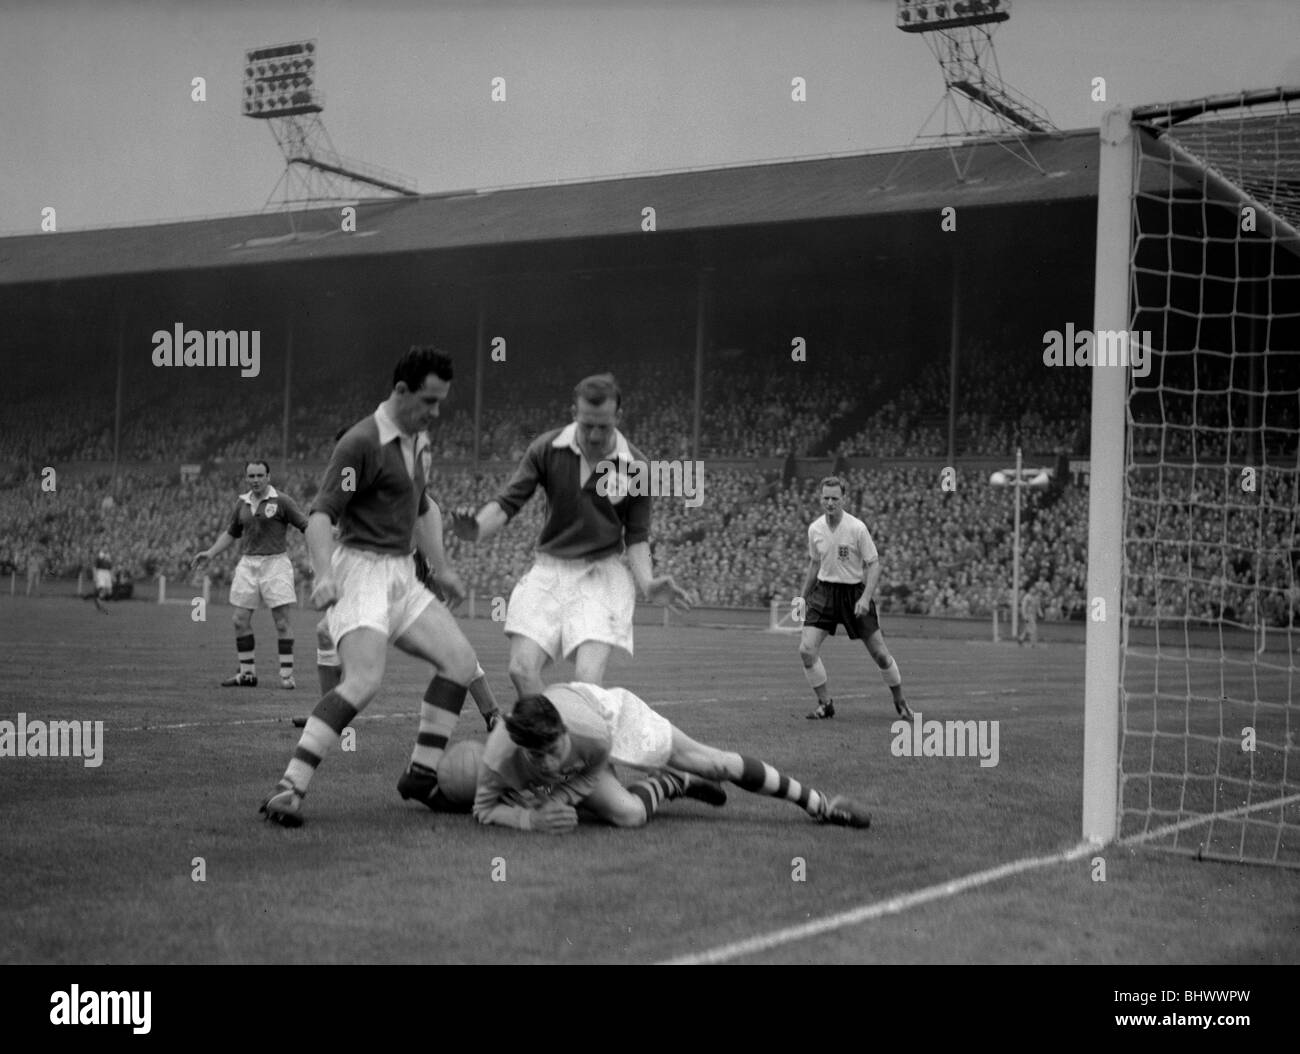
xmin=1119 ymin=89 xmax=1300 ymax=867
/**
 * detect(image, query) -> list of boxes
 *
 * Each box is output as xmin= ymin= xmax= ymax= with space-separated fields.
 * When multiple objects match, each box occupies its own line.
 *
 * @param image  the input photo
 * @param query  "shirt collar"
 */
xmin=374 ymin=402 xmax=413 ymax=447
xmin=552 ymin=422 xmax=633 ymax=464
xmin=239 ymin=483 xmax=278 ymax=508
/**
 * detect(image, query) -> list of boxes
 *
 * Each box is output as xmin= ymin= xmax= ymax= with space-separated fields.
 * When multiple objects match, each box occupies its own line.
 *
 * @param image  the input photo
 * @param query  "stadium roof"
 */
xmin=0 ymin=130 xmax=1101 ymax=286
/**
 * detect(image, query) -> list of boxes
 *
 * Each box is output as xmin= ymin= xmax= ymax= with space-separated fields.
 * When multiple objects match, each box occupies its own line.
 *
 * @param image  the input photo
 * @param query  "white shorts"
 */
xmin=505 ymin=552 xmax=636 ymax=660
xmin=547 ymin=683 xmax=674 ymax=769
xmin=325 ymin=546 xmax=434 ymax=644
xmin=93 ymin=569 xmax=113 ymax=592
xmin=229 ymin=553 xmax=297 ymax=610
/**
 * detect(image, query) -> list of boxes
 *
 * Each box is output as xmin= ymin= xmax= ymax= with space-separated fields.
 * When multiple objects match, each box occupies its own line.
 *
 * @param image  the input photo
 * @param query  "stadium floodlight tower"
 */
xmin=894 ymin=0 xmax=1058 ymax=179
xmin=242 ymin=40 xmax=418 ymax=209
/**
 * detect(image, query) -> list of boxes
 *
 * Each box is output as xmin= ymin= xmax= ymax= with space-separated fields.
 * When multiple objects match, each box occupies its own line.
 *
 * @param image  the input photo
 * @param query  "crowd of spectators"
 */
xmin=1 ymin=345 xmax=874 ymax=474
xmin=6 ymin=455 xmax=1295 ymax=628
xmin=835 ymin=350 xmax=1091 ymax=458
xmin=0 ymin=467 xmax=317 ymax=592
xmin=4 ymin=339 xmax=1296 ymax=628
xmin=0 ymin=385 xmax=123 ymax=469
xmin=1123 ymin=465 xmax=1300 ymax=628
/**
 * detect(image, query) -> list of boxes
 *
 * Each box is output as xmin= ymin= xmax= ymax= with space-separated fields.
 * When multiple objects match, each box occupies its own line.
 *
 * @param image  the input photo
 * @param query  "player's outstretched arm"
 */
xmin=192 ymin=531 xmax=235 ymax=568
xmin=626 ymin=541 xmax=693 ymax=611
xmin=450 ymin=501 xmax=508 ymax=543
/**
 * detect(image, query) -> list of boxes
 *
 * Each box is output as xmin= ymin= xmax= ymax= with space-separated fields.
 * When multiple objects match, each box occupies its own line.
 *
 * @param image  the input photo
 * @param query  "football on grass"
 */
xmin=438 ymin=739 xmax=485 ymax=806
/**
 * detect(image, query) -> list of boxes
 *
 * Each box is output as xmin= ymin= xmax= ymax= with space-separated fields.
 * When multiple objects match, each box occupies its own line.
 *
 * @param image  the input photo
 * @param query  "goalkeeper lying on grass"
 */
xmin=472 ymin=682 xmax=872 ymax=833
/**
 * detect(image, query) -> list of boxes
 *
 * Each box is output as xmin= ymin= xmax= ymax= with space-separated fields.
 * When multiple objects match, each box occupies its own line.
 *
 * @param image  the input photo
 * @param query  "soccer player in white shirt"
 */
xmin=798 ymin=476 xmax=912 ymax=720
xmin=473 ymin=682 xmax=871 ymax=832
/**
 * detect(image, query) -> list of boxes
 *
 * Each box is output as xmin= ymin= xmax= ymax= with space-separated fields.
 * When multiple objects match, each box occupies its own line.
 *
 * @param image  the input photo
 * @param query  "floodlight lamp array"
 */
xmin=242 ymin=40 xmax=322 ymax=117
xmin=896 ymin=0 xmax=1008 ymax=33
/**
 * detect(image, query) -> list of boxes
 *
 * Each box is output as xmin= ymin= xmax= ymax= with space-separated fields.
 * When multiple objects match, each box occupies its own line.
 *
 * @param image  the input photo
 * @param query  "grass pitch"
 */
xmin=0 ymin=595 xmax=1296 ymax=964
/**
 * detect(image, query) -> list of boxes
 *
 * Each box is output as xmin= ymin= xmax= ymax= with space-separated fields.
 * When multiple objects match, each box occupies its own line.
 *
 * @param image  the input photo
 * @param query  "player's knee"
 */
xmin=316 ymin=625 xmax=333 ymax=651
xmin=797 ymin=643 xmax=819 ymax=665
xmin=442 ymin=642 xmax=478 ymax=685
xmin=232 ymin=611 xmax=250 ymax=631
xmin=339 ymin=667 xmax=382 ymax=702
xmin=606 ymin=801 xmax=648 ymax=828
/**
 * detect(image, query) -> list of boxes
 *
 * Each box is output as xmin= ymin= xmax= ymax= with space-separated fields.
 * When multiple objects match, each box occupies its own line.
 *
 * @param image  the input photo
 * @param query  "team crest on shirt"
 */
xmin=263 ymin=502 xmax=278 ymax=518
xmin=837 ymin=544 xmax=851 ymax=560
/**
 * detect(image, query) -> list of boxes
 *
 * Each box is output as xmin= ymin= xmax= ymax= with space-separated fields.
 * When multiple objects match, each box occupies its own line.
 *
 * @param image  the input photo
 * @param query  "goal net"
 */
xmin=1085 ymin=88 xmax=1300 ymax=867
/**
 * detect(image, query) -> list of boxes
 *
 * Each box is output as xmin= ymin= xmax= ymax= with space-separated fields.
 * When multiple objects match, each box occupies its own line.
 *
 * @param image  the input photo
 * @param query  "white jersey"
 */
xmin=808 ymin=512 xmax=878 ymax=584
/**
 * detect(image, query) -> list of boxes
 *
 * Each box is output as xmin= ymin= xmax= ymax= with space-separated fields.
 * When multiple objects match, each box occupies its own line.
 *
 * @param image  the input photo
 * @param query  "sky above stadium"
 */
xmin=2 ymin=0 xmax=1298 ymax=234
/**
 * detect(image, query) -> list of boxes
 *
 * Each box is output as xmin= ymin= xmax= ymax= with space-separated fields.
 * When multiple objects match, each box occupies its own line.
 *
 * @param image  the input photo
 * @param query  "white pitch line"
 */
xmin=660 ymin=839 xmax=1100 ymax=965
xmin=114 ymin=695 xmax=728 ymax=732
xmin=1118 ymin=792 xmax=1300 ymax=848
xmin=116 ymin=711 xmax=418 ymax=733
xmin=114 ymin=689 xmax=934 ymax=734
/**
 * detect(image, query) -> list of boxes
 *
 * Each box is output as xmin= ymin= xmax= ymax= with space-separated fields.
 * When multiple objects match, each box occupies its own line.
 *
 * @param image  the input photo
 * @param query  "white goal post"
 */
xmin=1082 ymin=106 xmax=1132 ymax=846
xmin=1084 ymin=88 xmax=1300 ymax=867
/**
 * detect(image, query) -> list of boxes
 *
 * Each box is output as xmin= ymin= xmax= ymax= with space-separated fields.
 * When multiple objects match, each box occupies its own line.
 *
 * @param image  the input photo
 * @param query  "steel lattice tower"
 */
xmin=243 ymin=40 xmax=417 ymax=210
xmin=894 ymin=1 xmax=1058 ymax=181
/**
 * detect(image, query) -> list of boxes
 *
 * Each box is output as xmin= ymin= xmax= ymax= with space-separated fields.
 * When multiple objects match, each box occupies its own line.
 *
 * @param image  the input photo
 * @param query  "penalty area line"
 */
xmin=660 ymin=839 xmax=1099 ymax=965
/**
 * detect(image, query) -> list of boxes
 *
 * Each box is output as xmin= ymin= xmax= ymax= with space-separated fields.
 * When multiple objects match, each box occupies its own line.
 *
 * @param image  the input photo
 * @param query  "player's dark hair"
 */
xmin=504 ymin=695 xmax=566 ymax=750
xmin=246 ymin=460 xmax=271 ymax=475
xmin=820 ymin=475 xmax=846 ymax=495
xmin=573 ymin=372 xmax=621 ymax=411
xmin=393 ymin=345 xmax=454 ymax=392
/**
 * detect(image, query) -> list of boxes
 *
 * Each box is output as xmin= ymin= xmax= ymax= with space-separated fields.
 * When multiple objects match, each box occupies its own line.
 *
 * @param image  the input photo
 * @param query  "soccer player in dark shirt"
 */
xmin=82 ymin=548 xmax=113 ymax=613
xmin=193 ymin=461 xmax=308 ymax=689
xmin=260 ymin=346 xmax=483 ymax=827
xmin=308 ymin=431 xmax=501 ymax=732
xmin=451 ymin=373 xmax=691 ymax=697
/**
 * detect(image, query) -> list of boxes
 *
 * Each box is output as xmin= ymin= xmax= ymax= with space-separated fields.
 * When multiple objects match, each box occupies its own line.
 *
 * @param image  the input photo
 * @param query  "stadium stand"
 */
xmin=3 ymin=337 xmax=1294 ymax=628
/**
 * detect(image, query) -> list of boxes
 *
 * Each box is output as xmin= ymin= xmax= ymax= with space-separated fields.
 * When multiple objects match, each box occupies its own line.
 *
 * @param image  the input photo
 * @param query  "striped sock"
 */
xmin=627 ymin=770 xmax=687 ymax=822
xmin=282 ymin=690 xmax=359 ymax=796
xmin=733 ymin=755 xmax=826 ymax=819
xmin=236 ymin=634 xmax=255 ymax=677
xmin=278 ymin=637 xmax=294 ymax=680
xmin=409 ymin=676 xmax=468 ymax=772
